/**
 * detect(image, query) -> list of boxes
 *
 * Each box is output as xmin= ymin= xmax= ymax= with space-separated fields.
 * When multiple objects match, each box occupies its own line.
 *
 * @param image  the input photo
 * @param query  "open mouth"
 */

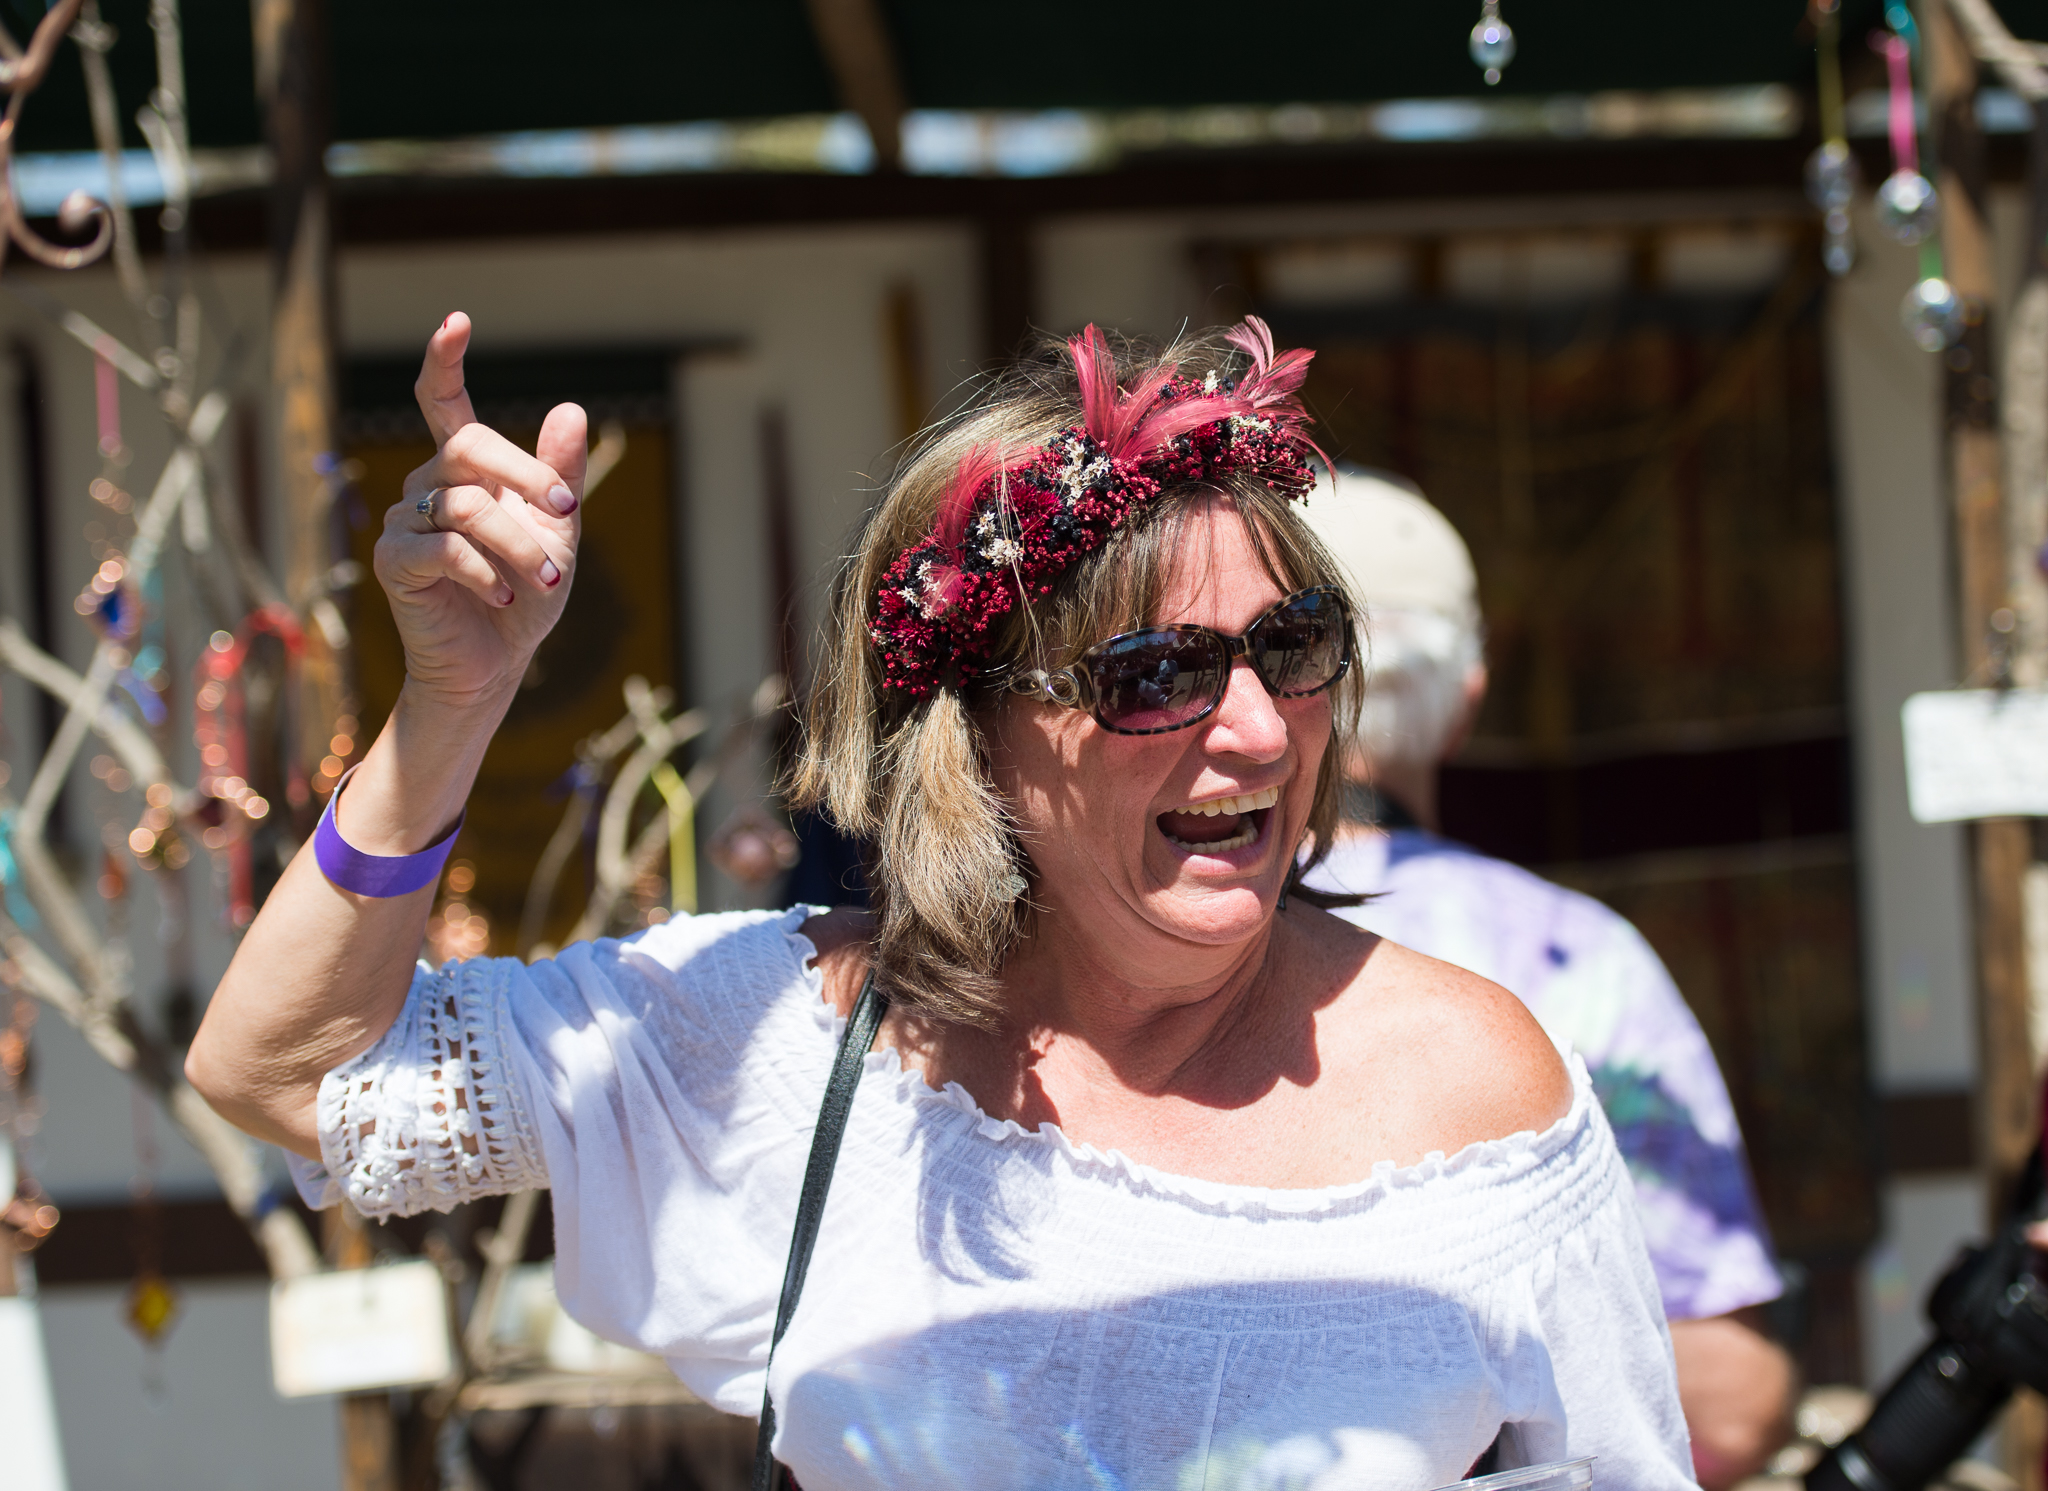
xmin=1157 ymin=786 xmax=1280 ymax=855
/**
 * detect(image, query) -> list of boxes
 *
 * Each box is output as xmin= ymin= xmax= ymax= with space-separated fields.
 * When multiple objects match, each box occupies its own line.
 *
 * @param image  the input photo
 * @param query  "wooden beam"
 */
xmin=803 ymin=0 xmax=907 ymax=172
xmin=1927 ymin=0 xmax=2037 ymax=1220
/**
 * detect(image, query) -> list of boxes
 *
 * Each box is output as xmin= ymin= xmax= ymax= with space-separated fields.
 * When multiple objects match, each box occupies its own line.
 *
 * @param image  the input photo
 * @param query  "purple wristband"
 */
xmin=313 ymin=766 xmax=465 ymax=898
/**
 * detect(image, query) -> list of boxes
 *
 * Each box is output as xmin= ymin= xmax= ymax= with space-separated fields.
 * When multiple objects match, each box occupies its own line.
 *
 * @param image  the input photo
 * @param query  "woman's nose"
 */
xmin=1205 ymin=658 xmax=1288 ymax=760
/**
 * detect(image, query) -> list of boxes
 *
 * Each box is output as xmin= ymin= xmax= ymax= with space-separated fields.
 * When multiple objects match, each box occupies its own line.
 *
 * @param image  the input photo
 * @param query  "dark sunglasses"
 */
xmin=1009 ymin=586 xmax=1352 ymax=735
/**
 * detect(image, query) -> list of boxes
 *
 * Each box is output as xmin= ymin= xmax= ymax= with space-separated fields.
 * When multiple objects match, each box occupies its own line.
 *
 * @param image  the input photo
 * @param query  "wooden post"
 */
xmin=980 ymin=213 xmax=1034 ymax=366
xmin=2009 ymin=102 xmax=2048 ymax=696
xmin=1928 ymin=0 xmax=2037 ymax=1215
xmin=1929 ymin=3 xmax=2044 ymax=1481
xmin=253 ymin=0 xmax=348 ymax=812
xmin=253 ymin=4 xmax=388 ymax=1485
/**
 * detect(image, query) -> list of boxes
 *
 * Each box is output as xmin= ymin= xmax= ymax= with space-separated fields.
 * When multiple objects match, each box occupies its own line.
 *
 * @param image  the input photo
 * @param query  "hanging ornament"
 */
xmin=1901 ymin=276 xmax=1964 ymax=351
xmin=1876 ymin=171 xmax=1940 ymax=244
xmin=125 ymin=1272 xmax=179 ymax=1344
xmin=1 ymin=996 xmax=58 ymax=1254
xmin=124 ymin=1085 xmax=178 ymax=1351
xmin=0 ymin=808 xmax=36 ymax=930
xmin=1873 ymin=30 xmax=1940 ymax=245
xmin=1806 ymin=1 xmax=1857 ymax=275
xmin=93 ymin=336 xmax=125 ymax=464
xmin=192 ymin=609 xmax=301 ymax=928
xmin=1806 ymin=142 xmax=1859 ymax=274
xmin=1469 ymin=0 xmax=1515 ymax=86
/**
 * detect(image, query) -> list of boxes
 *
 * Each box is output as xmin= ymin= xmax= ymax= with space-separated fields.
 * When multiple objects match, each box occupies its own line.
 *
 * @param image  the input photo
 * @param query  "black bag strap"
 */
xmin=751 ymin=969 xmax=890 ymax=1491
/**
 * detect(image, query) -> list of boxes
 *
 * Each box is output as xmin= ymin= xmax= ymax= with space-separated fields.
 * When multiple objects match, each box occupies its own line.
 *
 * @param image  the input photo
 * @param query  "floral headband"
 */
xmin=870 ymin=317 xmax=1325 ymax=699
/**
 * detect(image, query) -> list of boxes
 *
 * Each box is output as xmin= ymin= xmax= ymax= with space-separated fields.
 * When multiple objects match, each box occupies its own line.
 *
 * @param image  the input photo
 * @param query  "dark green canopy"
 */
xmin=7 ymin=0 xmax=2047 ymax=156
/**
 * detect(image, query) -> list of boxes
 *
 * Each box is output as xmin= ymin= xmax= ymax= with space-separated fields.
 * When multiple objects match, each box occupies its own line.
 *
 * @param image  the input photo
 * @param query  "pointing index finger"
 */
xmin=414 ymin=312 xmax=478 ymax=447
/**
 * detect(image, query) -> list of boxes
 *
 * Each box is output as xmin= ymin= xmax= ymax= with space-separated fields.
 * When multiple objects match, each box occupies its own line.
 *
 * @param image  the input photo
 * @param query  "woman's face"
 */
xmin=990 ymin=502 xmax=1333 ymax=968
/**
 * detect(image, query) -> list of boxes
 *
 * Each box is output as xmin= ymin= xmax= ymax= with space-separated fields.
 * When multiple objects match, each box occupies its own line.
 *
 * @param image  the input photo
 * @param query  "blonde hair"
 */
xmin=789 ymin=327 xmax=1362 ymax=1025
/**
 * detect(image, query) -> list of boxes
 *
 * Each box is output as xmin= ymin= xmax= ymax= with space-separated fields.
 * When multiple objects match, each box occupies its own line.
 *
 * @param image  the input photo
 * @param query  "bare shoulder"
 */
xmin=798 ymin=906 xmax=873 ymax=1018
xmin=1296 ymin=910 xmax=1575 ymax=1162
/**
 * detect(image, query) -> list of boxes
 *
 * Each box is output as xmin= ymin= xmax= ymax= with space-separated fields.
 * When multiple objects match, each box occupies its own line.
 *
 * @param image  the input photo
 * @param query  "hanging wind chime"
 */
xmin=1470 ymin=0 xmax=1515 ymax=86
xmin=1806 ymin=0 xmax=1858 ymax=275
xmin=1869 ymin=21 xmax=1964 ymax=351
xmin=193 ymin=612 xmax=300 ymax=929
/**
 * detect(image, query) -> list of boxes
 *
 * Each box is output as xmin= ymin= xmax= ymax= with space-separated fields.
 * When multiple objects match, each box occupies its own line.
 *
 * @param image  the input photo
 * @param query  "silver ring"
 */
xmin=416 ymin=488 xmax=443 ymax=529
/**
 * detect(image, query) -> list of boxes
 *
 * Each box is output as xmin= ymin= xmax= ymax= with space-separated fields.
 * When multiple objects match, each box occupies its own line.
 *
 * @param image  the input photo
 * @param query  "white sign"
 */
xmin=270 ymin=1261 xmax=454 ymax=1398
xmin=1902 ymin=687 xmax=2048 ymax=823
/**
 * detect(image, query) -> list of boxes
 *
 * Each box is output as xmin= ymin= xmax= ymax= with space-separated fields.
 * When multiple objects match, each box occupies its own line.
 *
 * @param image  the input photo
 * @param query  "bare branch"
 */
xmin=1947 ymin=0 xmax=2048 ymax=99
xmin=70 ymin=0 xmax=149 ymax=307
xmin=0 ymin=0 xmax=323 ymax=1290
xmin=1 ymin=906 xmax=319 ymax=1278
xmin=0 ymin=618 xmax=193 ymax=809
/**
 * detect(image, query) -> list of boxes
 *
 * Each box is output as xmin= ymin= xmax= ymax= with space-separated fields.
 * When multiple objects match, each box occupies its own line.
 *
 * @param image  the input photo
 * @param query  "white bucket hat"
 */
xmin=1300 ymin=466 xmax=1479 ymax=633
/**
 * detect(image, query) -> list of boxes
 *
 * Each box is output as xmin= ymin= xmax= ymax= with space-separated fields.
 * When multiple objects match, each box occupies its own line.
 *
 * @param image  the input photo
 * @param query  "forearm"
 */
xmin=1671 ymin=1307 xmax=1797 ymax=1490
xmin=186 ymin=680 xmax=515 ymax=1157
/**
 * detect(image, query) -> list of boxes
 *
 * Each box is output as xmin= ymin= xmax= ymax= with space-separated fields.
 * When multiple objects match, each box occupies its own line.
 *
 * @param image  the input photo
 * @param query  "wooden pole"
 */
xmin=1927 ymin=0 xmax=2037 ymax=1217
xmin=2008 ymin=101 xmax=2048 ymax=697
xmin=251 ymin=4 xmax=388 ymax=1486
xmin=1929 ymin=4 xmax=2044 ymax=1480
xmin=253 ymin=0 xmax=347 ymax=818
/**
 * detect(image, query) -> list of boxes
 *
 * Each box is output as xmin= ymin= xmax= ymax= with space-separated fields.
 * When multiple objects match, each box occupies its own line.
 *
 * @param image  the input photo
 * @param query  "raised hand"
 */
xmin=372 ymin=313 xmax=586 ymax=708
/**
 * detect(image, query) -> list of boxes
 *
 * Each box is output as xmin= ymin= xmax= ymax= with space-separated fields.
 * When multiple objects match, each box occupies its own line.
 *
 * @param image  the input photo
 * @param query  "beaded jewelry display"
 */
xmin=871 ymin=317 xmax=1325 ymax=698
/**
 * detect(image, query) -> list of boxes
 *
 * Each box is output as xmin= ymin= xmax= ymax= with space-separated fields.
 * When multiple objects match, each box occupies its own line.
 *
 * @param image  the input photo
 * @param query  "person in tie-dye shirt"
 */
xmin=1301 ymin=468 xmax=1794 ymax=1490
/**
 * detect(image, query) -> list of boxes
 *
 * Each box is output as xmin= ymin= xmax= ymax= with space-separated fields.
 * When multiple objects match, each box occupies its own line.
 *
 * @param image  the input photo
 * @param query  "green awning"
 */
xmin=8 ymin=0 xmax=2045 ymax=155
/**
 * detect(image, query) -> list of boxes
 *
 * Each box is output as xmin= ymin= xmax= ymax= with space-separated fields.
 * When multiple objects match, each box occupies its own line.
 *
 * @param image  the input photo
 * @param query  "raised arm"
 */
xmin=186 ymin=314 xmax=585 ymax=1158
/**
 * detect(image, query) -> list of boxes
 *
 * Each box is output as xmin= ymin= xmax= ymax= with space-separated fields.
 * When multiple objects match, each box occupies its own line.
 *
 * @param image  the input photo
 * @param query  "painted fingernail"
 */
xmin=497 ymin=586 xmax=514 ymax=606
xmin=546 ymin=483 xmax=577 ymax=516
xmin=540 ymin=559 xmax=561 ymax=587
xmin=441 ymin=315 xmax=450 ymax=330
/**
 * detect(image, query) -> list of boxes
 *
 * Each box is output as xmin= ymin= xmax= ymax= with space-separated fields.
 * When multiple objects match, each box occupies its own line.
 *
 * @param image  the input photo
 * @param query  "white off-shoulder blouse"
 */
xmin=289 ymin=907 xmax=1698 ymax=1491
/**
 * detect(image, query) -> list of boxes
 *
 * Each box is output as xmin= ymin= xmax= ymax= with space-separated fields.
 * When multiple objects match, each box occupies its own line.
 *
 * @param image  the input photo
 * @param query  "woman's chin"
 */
xmin=1145 ymin=885 xmax=1277 ymax=947
xmin=1144 ymin=854 xmax=1281 ymax=942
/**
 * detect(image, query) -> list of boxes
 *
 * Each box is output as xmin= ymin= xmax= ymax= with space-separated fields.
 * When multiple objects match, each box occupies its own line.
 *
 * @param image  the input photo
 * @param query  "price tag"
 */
xmin=269 ymin=1260 xmax=454 ymax=1398
xmin=1901 ymin=688 xmax=2048 ymax=823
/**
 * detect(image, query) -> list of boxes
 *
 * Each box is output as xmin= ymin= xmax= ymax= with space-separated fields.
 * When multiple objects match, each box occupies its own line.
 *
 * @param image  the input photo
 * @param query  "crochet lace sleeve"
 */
xmin=314 ymin=956 xmax=548 ymax=1221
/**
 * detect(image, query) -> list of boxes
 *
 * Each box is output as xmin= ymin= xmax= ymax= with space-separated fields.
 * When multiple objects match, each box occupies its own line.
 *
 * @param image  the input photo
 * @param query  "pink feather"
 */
xmin=1127 ymin=391 xmax=1249 ymax=453
xmin=1067 ymin=325 xmax=1243 ymax=461
xmin=1067 ymin=326 xmax=1120 ymax=444
xmin=934 ymin=441 xmax=1004 ymax=552
xmin=1244 ymin=350 xmax=1314 ymax=414
xmin=1223 ymin=315 xmax=1278 ymax=375
xmin=1097 ymin=364 xmax=1180 ymax=460
xmin=1226 ymin=315 xmax=1316 ymax=413
xmin=924 ymin=563 xmax=967 ymax=616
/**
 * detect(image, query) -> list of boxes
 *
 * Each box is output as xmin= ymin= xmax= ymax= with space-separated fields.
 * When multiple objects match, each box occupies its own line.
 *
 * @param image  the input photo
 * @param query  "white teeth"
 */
xmin=1172 ymin=786 xmax=1280 ymax=818
xmin=1163 ymin=821 xmax=1259 ymax=853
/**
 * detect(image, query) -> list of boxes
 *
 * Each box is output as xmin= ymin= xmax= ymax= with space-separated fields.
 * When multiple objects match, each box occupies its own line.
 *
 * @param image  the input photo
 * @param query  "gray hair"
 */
xmin=1359 ymin=607 xmax=1484 ymax=769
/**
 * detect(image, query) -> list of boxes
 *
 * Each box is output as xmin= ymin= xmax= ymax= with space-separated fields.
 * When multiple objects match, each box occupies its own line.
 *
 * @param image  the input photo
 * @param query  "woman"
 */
xmin=188 ymin=314 xmax=1696 ymax=1490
